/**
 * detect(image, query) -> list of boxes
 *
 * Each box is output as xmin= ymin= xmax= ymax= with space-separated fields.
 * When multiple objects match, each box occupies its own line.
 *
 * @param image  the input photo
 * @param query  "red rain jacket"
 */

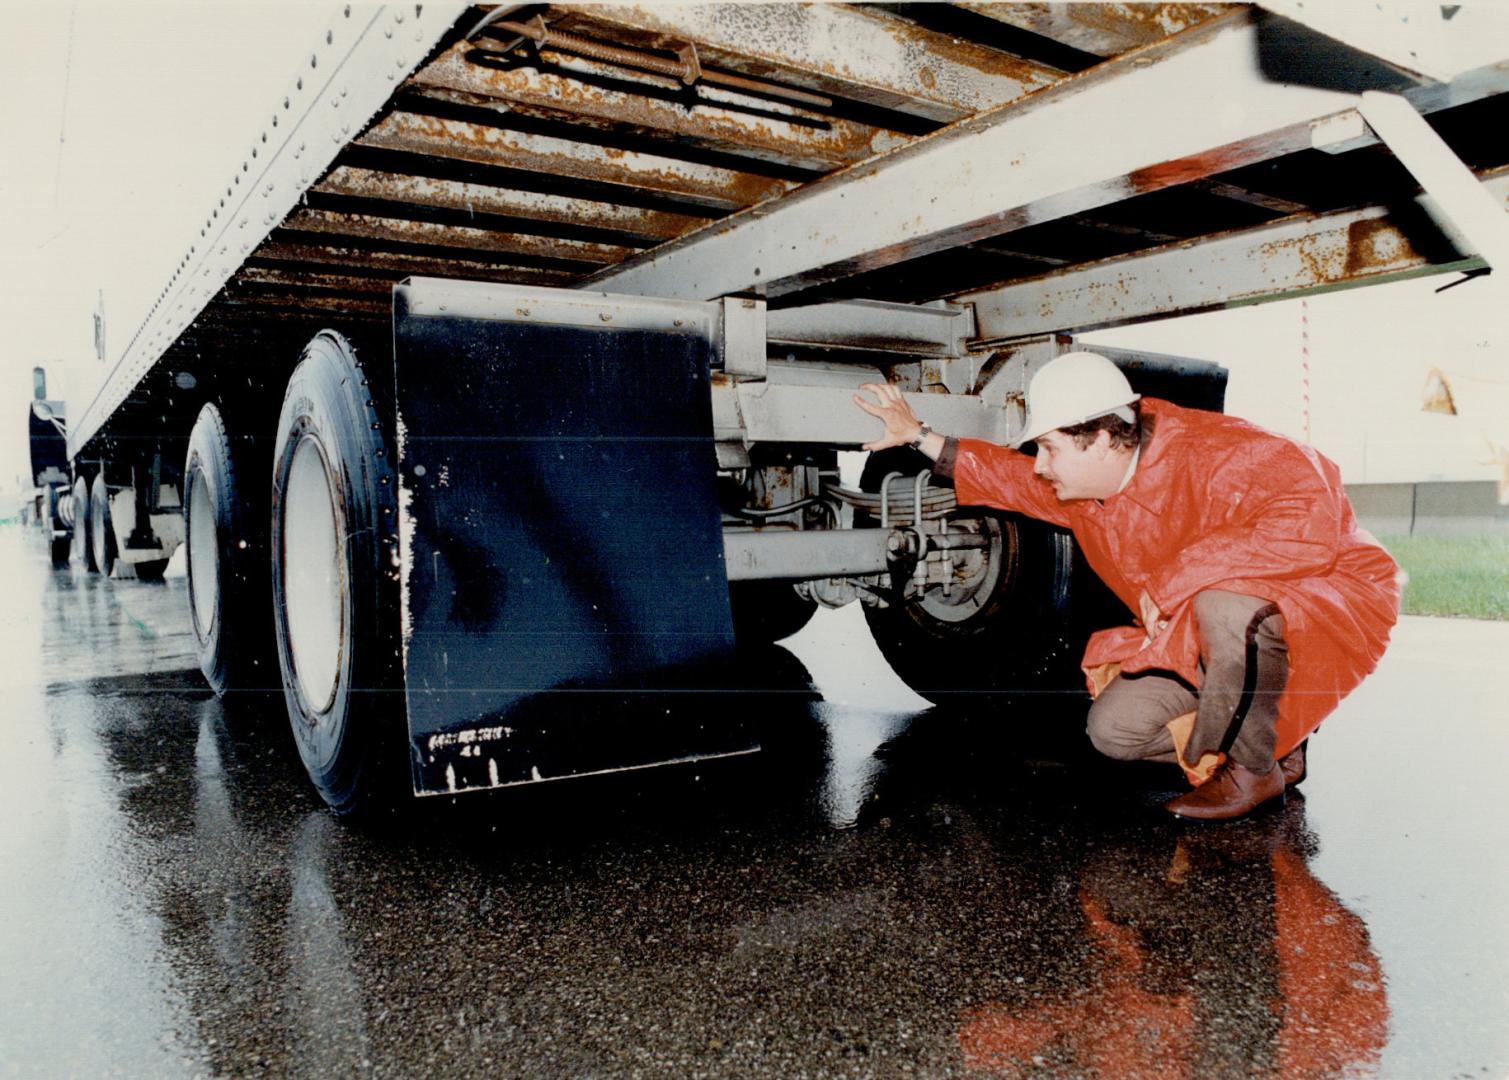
xmin=954 ymin=398 xmax=1399 ymax=758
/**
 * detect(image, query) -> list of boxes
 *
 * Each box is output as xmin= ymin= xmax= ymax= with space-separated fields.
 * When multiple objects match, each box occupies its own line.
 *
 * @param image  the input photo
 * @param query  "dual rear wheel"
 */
xmin=63 ymin=473 xmax=119 ymax=577
xmin=64 ymin=472 xmax=164 ymax=579
xmin=184 ymin=332 xmax=401 ymax=815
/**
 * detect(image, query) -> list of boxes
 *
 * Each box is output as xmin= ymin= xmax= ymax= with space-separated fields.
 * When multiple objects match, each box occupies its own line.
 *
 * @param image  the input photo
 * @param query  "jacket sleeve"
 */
xmin=952 ymin=438 xmax=1074 ymax=527
xmin=1147 ymin=441 xmax=1343 ymax=610
xmin=932 ymin=436 xmax=960 ymax=479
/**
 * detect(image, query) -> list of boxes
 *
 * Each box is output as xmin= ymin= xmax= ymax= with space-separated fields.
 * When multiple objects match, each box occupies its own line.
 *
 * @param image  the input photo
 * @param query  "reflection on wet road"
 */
xmin=1 ymin=524 xmax=1506 ymax=1078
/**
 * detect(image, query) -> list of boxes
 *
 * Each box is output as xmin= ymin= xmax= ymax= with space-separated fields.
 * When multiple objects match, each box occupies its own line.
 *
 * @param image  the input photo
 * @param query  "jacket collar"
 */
xmin=1106 ymin=399 xmax=1177 ymax=515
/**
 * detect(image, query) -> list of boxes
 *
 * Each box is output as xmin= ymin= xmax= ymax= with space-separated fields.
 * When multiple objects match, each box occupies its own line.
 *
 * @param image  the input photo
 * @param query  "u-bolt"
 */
xmin=909 ymin=470 xmax=932 ymax=562
xmin=879 ymin=471 xmax=905 ymax=529
xmin=912 ymin=469 xmax=931 ymax=526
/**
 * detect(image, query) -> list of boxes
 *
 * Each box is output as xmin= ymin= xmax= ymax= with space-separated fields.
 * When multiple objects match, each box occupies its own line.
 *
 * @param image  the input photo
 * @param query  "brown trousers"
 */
xmin=1086 ymin=591 xmax=1288 ymax=772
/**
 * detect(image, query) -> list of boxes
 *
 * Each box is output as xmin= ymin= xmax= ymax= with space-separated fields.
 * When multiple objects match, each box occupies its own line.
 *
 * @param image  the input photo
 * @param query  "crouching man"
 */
xmin=854 ymin=352 xmax=1399 ymax=821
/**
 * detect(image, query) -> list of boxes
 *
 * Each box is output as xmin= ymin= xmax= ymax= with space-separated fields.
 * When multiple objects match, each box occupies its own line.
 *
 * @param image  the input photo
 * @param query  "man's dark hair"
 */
xmin=1061 ymin=406 xmax=1142 ymax=451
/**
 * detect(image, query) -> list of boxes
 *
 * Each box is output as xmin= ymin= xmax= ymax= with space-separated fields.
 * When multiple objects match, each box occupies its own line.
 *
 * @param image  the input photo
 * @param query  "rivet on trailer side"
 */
xmin=48 ymin=2 xmax=1509 ymax=814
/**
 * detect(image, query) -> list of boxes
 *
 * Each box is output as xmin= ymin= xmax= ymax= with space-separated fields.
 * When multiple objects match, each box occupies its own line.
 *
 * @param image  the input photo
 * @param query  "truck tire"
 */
xmin=858 ymin=448 xmax=1082 ymax=705
xmin=90 ymin=473 xmax=118 ymax=577
xmin=271 ymin=331 xmax=402 ymax=815
xmin=729 ymin=581 xmax=819 ymax=645
xmin=185 ymin=403 xmax=272 ymax=690
xmin=45 ymin=487 xmax=69 ymax=566
xmin=70 ymin=476 xmax=96 ymax=572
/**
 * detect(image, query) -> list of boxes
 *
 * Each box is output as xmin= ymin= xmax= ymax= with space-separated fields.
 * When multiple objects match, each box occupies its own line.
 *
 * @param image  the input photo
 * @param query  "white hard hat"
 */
xmin=1015 ymin=351 xmax=1140 ymax=446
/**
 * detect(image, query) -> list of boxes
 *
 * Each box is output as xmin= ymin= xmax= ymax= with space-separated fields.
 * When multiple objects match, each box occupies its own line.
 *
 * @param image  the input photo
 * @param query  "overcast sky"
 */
xmin=2 ymin=1 xmax=341 ymax=499
xmin=3 ymin=2 xmax=1505 ymax=503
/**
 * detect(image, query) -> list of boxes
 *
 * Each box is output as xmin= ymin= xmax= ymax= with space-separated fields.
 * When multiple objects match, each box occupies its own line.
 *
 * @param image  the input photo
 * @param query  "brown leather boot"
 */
xmin=1164 ymin=760 xmax=1285 ymax=821
xmin=1280 ymin=740 xmax=1307 ymax=787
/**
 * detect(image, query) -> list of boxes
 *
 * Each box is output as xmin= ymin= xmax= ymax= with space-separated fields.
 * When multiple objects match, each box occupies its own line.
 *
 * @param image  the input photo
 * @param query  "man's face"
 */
xmin=1032 ymin=429 xmax=1121 ymax=501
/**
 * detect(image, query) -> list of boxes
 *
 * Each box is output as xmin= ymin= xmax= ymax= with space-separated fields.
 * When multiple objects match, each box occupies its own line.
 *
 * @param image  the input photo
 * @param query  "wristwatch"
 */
xmin=910 ymin=422 xmax=933 ymax=450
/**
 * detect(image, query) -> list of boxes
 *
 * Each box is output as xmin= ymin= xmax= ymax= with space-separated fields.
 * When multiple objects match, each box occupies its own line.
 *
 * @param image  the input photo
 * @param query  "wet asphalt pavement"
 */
xmin=1 ymin=523 xmax=1506 ymax=1079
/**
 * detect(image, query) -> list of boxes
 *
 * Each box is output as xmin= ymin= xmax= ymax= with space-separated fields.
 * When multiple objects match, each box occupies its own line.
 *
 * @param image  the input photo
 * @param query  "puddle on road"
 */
xmin=4 ymin=525 xmax=1507 ymax=1076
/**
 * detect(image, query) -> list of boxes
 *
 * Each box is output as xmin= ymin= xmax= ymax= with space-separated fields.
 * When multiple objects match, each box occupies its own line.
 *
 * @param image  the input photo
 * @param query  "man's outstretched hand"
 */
xmin=853 ymin=382 xmax=923 ymax=453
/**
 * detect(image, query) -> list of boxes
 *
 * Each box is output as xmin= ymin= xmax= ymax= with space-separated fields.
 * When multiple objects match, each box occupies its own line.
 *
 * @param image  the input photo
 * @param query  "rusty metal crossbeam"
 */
xmin=233 ymin=267 xmax=396 ymax=294
xmin=357 ymin=111 xmax=794 ymax=211
xmin=314 ymin=166 xmax=705 ymax=242
xmin=281 ymin=207 xmax=633 ymax=266
xmin=481 ymin=13 xmax=836 ymax=108
xmin=962 ymin=166 xmax=1509 ymax=343
xmin=587 ymin=11 xmax=1359 ymax=300
xmin=208 ymin=291 xmax=391 ymax=317
xmin=249 ymin=241 xmax=579 ymax=287
xmin=408 ymin=39 xmax=902 ymax=172
xmin=589 ymin=10 xmax=1509 ymax=303
xmin=548 ymin=3 xmax=1064 ymax=122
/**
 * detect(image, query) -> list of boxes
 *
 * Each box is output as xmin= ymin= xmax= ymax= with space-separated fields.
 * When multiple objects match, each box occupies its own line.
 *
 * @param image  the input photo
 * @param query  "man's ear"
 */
xmin=1094 ymin=429 xmax=1114 ymax=459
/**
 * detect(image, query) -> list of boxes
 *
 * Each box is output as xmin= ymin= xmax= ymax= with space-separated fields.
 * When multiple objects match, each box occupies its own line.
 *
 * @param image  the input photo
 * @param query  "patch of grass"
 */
xmin=1377 ymin=533 xmax=1509 ymax=620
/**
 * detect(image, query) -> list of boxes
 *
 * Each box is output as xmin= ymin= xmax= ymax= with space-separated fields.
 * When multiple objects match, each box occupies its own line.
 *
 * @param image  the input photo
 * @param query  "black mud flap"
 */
xmin=393 ymin=280 xmax=748 ymax=797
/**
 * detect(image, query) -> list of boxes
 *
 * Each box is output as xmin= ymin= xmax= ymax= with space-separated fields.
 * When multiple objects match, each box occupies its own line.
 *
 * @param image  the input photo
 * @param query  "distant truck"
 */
xmin=52 ymin=3 xmax=1509 ymax=812
xmin=26 ymin=368 xmax=80 ymax=567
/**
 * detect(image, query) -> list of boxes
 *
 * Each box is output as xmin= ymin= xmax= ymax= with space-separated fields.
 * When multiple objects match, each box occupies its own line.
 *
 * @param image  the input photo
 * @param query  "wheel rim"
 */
xmin=916 ymin=517 xmax=1009 ymax=624
xmin=188 ymin=469 xmax=219 ymax=637
xmin=283 ymin=436 xmax=344 ymax=715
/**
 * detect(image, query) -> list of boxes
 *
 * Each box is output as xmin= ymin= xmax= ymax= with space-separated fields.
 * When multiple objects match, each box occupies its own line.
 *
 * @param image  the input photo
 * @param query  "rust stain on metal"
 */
xmin=315 ymin=166 xmax=704 ymax=242
xmin=487 ymin=14 xmax=834 ymax=108
xmin=1126 ymin=146 xmax=1249 ymax=194
xmin=1074 ymin=3 xmax=1234 ymax=44
xmin=358 ymin=112 xmax=790 ymax=211
xmin=1252 ymin=230 xmax=1335 ymax=286
xmin=1343 ymin=217 xmax=1417 ymax=276
xmin=550 ymin=3 xmax=1061 ymax=121
xmin=234 ymin=267 xmax=392 ymax=293
xmin=1298 ymin=236 xmax=1339 ymax=284
xmin=408 ymin=39 xmax=886 ymax=170
xmin=252 ymin=241 xmax=578 ymax=287
xmin=282 ymin=208 xmax=633 ymax=265
xmin=1247 ymin=216 xmax=1421 ymax=288
xmin=211 ymin=290 xmax=389 ymax=317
